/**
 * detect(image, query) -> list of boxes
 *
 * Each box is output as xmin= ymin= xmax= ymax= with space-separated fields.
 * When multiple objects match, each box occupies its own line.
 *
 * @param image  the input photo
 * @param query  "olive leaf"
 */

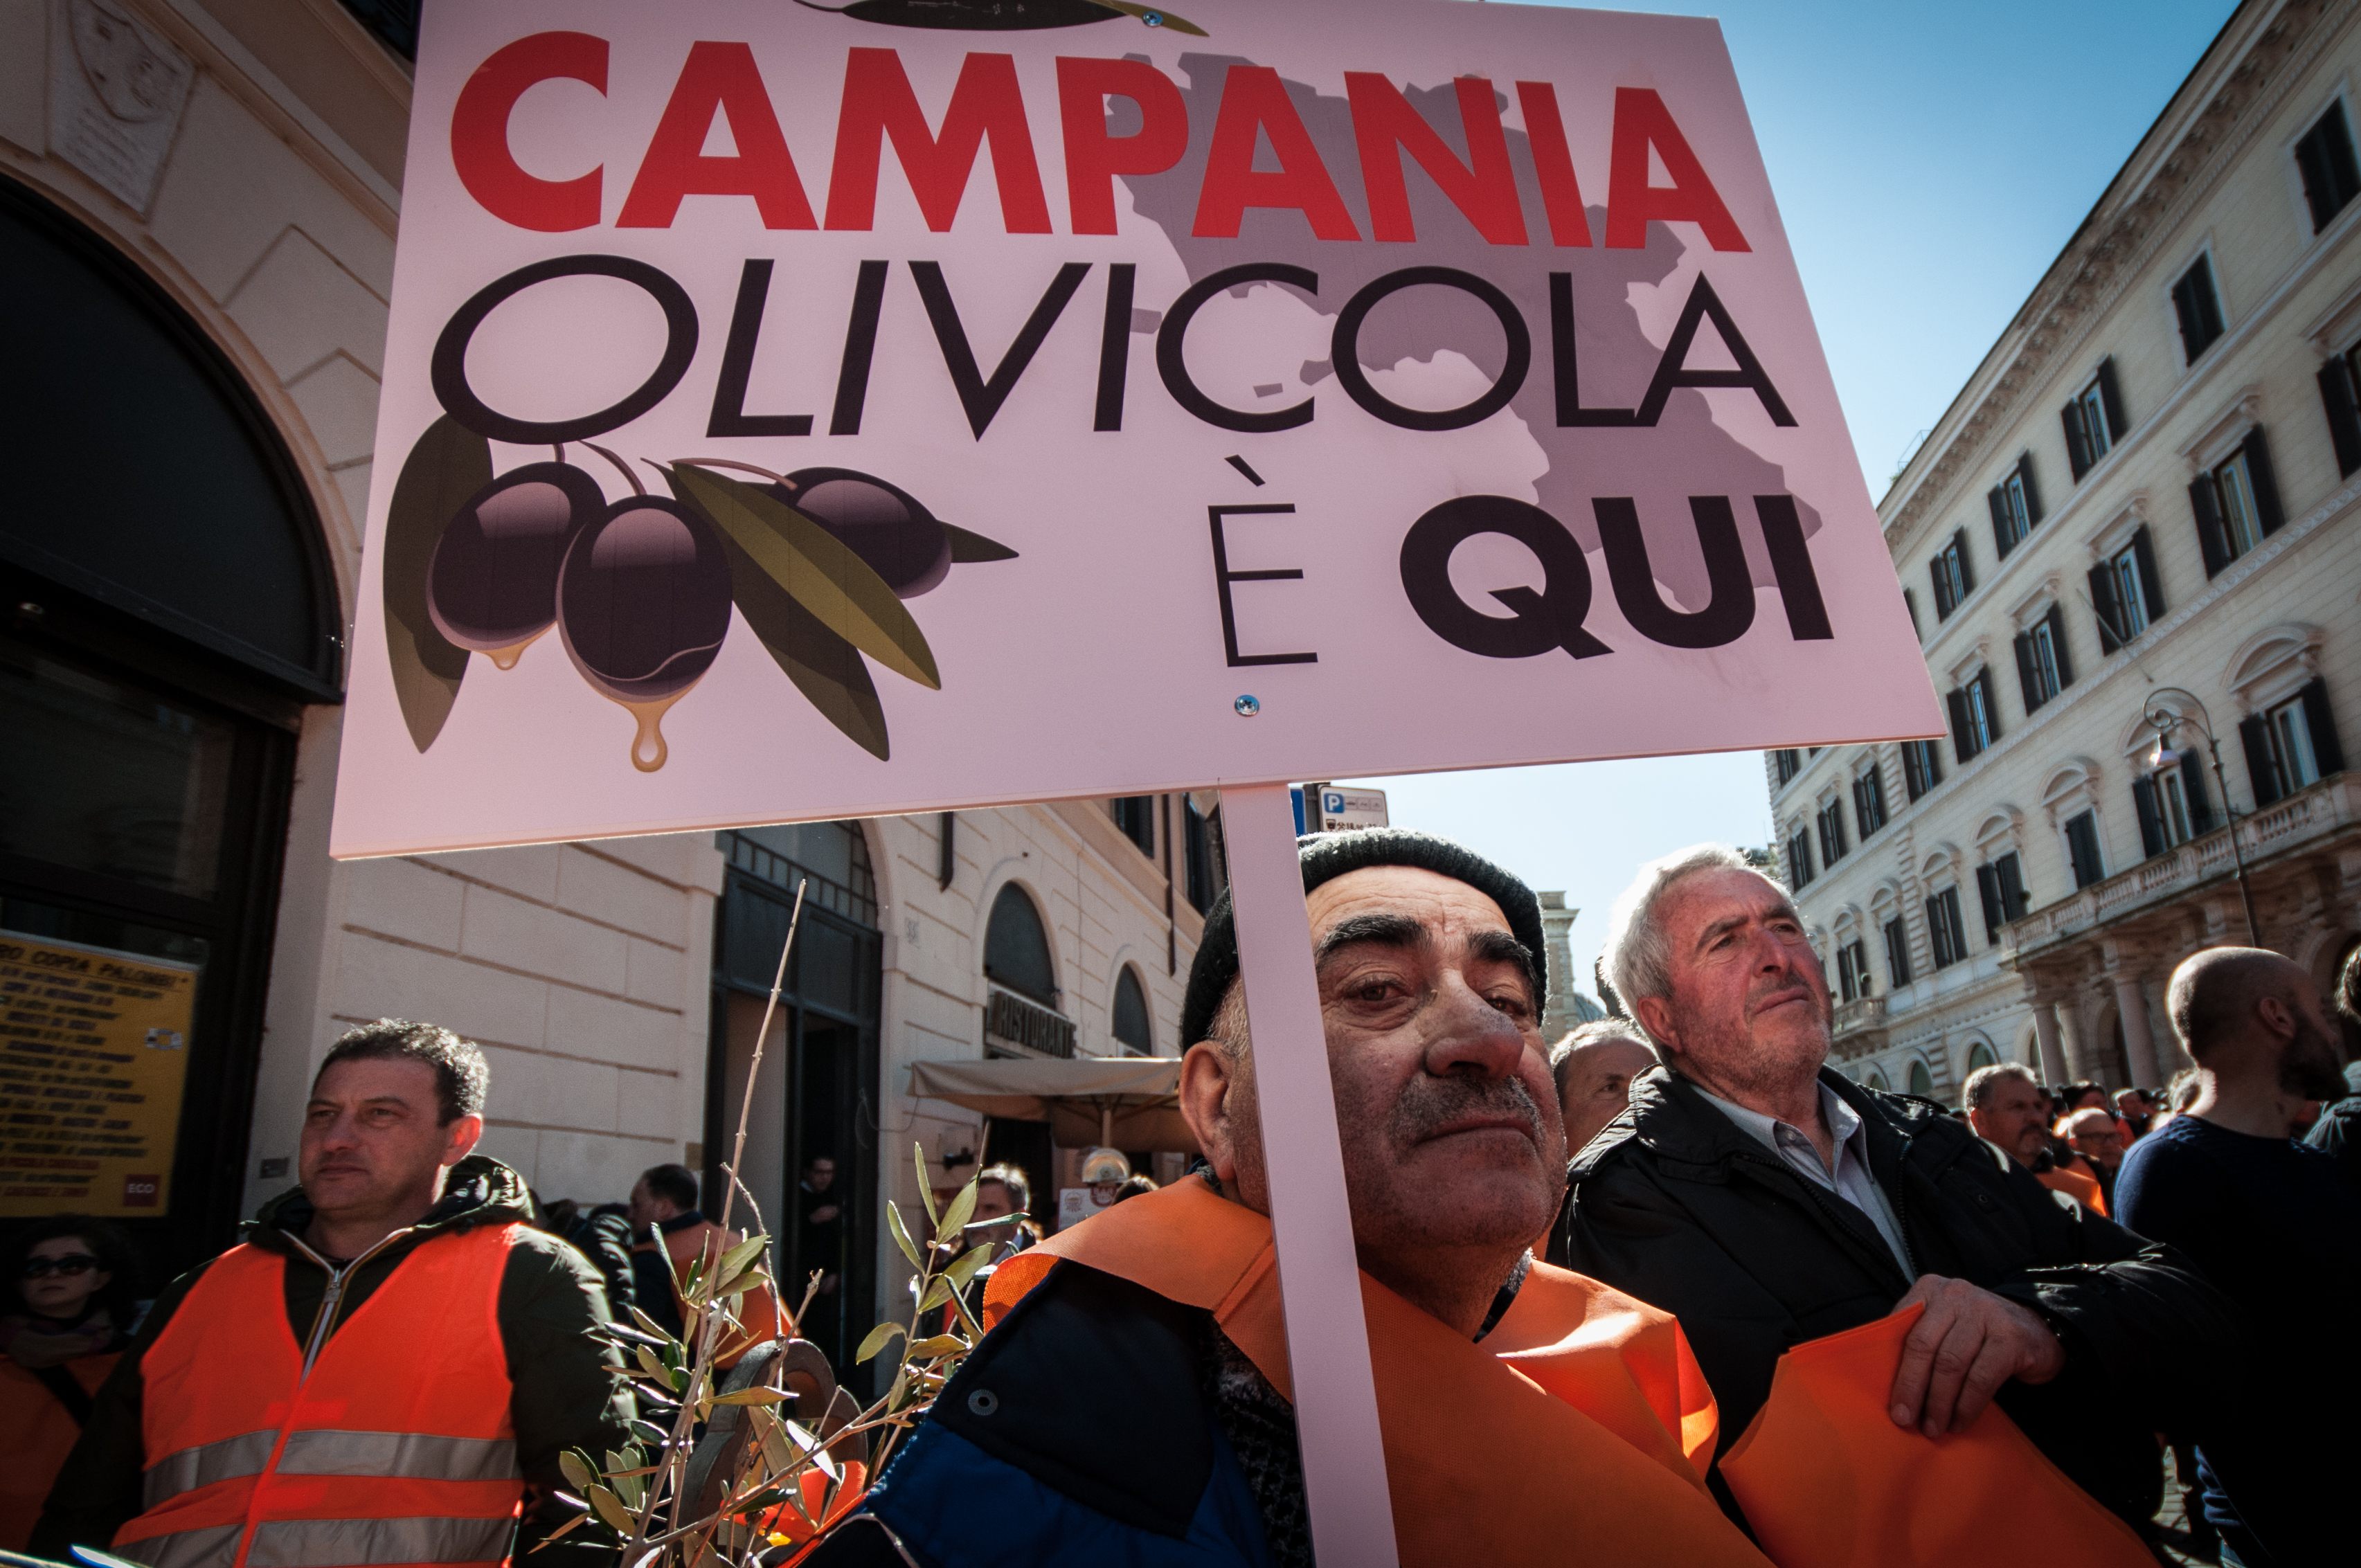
xmin=1085 ymin=0 xmax=1210 ymax=35
xmin=934 ymin=1182 xmax=978 ymax=1246
xmin=557 ymin=1451 xmax=596 ymax=1495
xmin=944 ymin=523 xmax=1020 ymax=564
xmin=885 ymin=1201 xmax=924 ymax=1270
xmin=672 ymin=464 xmax=941 ymax=690
xmin=856 ymin=1321 xmax=906 ymax=1364
xmin=585 ymin=1483 xmax=634 ymax=1533
xmin=710 ymin=521 xmax=892 ymax=760
xmin=382 ymin=415 xmax=487 ymax=750
xmin=914 ymin=1144 xmax=940 ymax=1227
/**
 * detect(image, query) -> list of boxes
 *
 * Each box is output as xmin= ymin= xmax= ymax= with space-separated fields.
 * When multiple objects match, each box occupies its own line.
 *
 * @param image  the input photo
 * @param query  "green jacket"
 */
xmin=30 ymin=1155 xmax=633 ymax=1561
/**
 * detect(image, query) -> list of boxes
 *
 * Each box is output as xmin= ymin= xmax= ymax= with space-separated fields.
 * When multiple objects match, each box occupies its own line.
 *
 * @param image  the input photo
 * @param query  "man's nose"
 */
xmin=1422 ymin=974 xmax=1527 ymax=1076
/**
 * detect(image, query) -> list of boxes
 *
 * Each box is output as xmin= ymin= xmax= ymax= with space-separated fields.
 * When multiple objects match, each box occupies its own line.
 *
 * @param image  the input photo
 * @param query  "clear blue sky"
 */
xmin=1345 ymin=0 xmax=2240 ymax=1007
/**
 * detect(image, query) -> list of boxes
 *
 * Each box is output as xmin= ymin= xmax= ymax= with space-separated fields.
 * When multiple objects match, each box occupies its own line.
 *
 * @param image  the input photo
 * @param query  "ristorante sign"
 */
xmin=331 ymin=0 xmax=1938 ymax=856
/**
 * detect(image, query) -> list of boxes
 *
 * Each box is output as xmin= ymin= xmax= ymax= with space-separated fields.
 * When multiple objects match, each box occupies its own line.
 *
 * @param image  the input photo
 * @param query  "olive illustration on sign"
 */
xmin=424 ymin=460 xmax=606 ymax=668
xmin=771 ymin=468 xmax=953 ymax=598
xmin=556 ymin=484 xmax=733 ymax=773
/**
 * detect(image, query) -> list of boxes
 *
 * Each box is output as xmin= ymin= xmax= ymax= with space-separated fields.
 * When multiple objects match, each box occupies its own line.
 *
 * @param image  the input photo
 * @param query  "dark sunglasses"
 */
xmin=20 ymin=1254 xmax=102 ymax=1279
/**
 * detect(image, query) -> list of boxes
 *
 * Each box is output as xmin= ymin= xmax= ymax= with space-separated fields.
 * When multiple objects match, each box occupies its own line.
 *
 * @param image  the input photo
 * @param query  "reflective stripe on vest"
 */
xmin=115 ymin=1225 xmax=525 ymax=1568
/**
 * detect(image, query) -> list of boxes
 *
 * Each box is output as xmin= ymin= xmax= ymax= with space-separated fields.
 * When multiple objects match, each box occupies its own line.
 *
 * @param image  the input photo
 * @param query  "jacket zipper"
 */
xmin=284 ymin=1227 xmax=410 ymax=1381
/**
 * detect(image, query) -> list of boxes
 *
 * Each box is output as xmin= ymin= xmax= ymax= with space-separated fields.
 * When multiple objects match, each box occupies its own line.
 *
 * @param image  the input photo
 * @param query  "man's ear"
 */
xmin=1632 ymin=995 xmax=1680 ymax=1054
xmin=442 ymin=1112 xmax=484 ymax=1169
xmin=2256 ymin=993 xmax=2299 ymax=1043
xmin=1178 ymin=1041 xmax=1242 ymax=1184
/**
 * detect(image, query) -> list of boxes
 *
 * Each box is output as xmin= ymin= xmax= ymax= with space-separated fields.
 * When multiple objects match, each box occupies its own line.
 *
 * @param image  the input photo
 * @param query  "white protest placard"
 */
xmin=334 ymin=5 xmax=1941 ymax=1560
xmin=330 ymin=0 xmax=1937 ymax=859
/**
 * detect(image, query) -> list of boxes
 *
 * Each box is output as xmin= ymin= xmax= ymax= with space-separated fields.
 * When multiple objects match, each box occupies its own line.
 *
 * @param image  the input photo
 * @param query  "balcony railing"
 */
xmin=983 ymin=985 xmax=1077 ymax=1058
xmin=2007 ymin=773 xmax=2360 ymax=957
xmin=1832 ymin=996 xmax=1887 ymax=1038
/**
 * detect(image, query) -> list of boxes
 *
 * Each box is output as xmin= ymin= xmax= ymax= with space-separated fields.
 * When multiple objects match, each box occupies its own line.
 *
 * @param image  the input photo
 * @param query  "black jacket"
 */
xmin=33 ymin=1157 xmax=633 ymax=1562
xmin=1559 ymin=1067 xmax=2240 ymax=1530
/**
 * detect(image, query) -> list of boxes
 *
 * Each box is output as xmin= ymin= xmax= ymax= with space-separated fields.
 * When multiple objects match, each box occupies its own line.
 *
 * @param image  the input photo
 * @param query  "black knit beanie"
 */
xmin=1179 ymin=828 xmax=1549 ymax=1048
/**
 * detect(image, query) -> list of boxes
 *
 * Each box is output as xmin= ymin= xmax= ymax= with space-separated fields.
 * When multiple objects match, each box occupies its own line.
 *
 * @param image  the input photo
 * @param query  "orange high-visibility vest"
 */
xmin=1718 ymin=1304 xmax=2151 ymax=1568
xmin=985 ymin=1180 xmax=1771 ymax=1568
xmin=114 ymin=1225 xmax=527 ymax=1568
xmin=2037 ymin=1162 xmax=2107 ymax=1217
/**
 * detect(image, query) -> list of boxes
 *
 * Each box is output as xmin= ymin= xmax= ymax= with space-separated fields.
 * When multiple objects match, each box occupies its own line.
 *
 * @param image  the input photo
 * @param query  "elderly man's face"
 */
xmin=1968 ymin=1075 xmax=2052 ymax=1165
xmin=1633 ymin=868 xmax=1831 ymax=1099
xmin=1186 ymin=866 xmax=1565 ymax=1256
xmin=1558 ymin=1038 xmax=1657 ymax=1154
xmin=2065 ymin=1109 xmax=2125 ymax=1169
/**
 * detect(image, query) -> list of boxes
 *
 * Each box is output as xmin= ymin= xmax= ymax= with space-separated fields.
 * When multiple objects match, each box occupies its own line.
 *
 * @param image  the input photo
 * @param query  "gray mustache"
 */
xmin=1392 ymin=1073 xmax=1547 ymax=1144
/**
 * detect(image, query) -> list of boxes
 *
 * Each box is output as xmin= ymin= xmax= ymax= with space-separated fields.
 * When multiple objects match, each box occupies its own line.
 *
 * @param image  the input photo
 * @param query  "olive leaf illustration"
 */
xmin=383 ymin=415 xmax=490 ymax=750
xmin=670 ymin=464 xmax=942 ymax=690
xmin=661 ymin=469 xmax=892 ymax=760
xmin=945 ymin=524 xmax=1020 ymax=564
xmin=1085 ymin=1 xmax=1209 ymax=36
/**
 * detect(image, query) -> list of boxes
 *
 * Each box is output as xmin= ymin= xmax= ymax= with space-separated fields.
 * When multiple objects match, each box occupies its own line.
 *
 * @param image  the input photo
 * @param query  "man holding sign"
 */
xmin=810 ymin=831 xmax=1766 ymax=1567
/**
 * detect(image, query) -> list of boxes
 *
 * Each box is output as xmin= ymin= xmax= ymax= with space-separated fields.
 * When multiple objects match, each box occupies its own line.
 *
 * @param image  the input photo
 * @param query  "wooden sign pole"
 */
xmin=1217 ymin=782 xmax=1401 ymax=1568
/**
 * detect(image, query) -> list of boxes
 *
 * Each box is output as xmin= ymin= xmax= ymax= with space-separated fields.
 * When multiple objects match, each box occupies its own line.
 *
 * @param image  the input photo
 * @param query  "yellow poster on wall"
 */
xmin=0 ymin=931 xmax=199 ymax=1217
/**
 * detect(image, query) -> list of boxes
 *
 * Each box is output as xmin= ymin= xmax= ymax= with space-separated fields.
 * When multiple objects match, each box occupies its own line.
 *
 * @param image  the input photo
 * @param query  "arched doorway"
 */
xmin=1112 ymin=966 xmax=1153 ymax=1056
xmin=1 ymin=178 xmax=336 ymax=1280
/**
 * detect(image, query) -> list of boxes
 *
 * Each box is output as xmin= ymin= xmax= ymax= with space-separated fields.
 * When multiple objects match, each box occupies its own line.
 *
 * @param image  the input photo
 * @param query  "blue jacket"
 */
xmin=804 ymin=1259 xmax=1275 ymax=1567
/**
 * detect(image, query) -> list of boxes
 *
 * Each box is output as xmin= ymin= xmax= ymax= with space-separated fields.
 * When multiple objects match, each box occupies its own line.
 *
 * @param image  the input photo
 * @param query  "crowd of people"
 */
xmin=6 ymin=833 xmax=2355 ymax=1568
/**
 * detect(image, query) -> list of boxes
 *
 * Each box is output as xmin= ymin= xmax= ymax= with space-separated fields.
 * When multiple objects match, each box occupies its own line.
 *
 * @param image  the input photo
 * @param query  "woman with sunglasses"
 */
xmin=2 ymin=1214 xmax=139 ymax=1550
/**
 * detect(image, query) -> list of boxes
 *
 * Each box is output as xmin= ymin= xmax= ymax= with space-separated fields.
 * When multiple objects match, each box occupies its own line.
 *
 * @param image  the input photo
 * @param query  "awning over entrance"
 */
xmin=908 ymin=1057 xmax=1198 ymax=1153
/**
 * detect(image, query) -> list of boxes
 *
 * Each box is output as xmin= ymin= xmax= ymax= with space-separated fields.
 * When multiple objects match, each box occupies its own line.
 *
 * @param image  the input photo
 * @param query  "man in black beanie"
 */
xmin=810 ymin=831 xmax=1767 ymax=1568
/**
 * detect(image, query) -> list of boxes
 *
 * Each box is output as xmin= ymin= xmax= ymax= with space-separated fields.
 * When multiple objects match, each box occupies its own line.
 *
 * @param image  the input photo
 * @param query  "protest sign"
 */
xmin=335 ymin=4 xmax=1942 ymax=1558
xmin=330 ymin=0 xmax=1938 ymax=859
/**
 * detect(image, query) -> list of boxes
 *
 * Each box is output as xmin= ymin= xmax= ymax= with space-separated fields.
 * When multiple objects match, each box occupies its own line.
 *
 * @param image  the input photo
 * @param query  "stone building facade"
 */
xmin=0 ymin=0 xmax=1204 ymax=1362
xmin=1775 ymin=0 xmax=2361 ymax=1101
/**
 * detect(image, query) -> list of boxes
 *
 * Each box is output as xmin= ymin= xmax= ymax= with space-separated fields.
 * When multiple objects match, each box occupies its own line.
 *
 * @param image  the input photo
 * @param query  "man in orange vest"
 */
xmin=33 ymin=1019 xmax=634 ymax=1568
xmin=625 ymin=1164 xmax=782 ymax=1364
xmin=809 ymin=831 xmax=1771 ymax=1568
xmin=1966 ymin=1061 xmax=2108 ymax=1214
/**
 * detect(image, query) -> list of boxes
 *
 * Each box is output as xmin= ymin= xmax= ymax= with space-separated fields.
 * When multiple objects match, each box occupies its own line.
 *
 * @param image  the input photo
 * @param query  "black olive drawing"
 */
xmin=555 ymin=494 xmax=734 ymax=772
xmin=425 ymin=460 xmax=605 ymax=667
xmin=771 ymin=468 xmax=952 ymax=598
xmin=789 ymin=0 xmax=1204 ymax=35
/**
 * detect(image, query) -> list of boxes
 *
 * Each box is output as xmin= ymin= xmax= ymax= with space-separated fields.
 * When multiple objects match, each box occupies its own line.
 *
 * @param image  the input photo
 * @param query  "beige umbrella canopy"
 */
xmin=908 ymin=1056 xmax=1198 ymax=1153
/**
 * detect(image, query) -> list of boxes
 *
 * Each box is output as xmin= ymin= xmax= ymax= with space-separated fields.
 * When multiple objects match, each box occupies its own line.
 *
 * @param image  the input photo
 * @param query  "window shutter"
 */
xmin=2097 ymin=358 xmax=2127 ymax=444
xmin=1977 ymin=670 xmax=2002 ymax=740
xmin=2133 ymin=778 xmax=2165 ymax=858
xmin=2066 ymin=813 xmax=2102 ymax=887
xmin=2297 ymin=114 xmax=2341 ymax=231
xmin=2132 ymin=526 xmax=2167 ymax=621
xmin=1952 ymin=529 xmax=1975 ymax=595
xmin=2180 ymin=752 xmax=2215 ymax=833
xmin=2088 ymin=561 xmax=2124 ymax=654
xmin=2061 ymin=400 xmax=2091 ymax=482
xmin=2190 ymin=474 xmax=2229 ymax=577
xmin=2322 ymin=358 xmax=2361 ymax=478
xmin=2173 ymin=271 xmax=2203 ymax=361
xmin=1988 ymin=484 xmax=2013 ymax=558
xmin=1998 ymin=855 xmax=2027 ymax=920
xmin=2242 ymin=426 xmax=2286 ymax=536
xmin=2045 ymin=604 xmax=2074 ymax=687
xmin=1948 ymin=689 xmax=1974 ymax=762
xmin=1975 ymin=864 xmax=2002 ymax=942
xmin=1903 ymin=586 xmax=1920 ymax=638
xmin=2299 ymin=676 xmax=2346 ymax=775
xmin=2017 ymin=453 xmax=2043 ymax=524
xmin=1924 ymin=896 xmax=1943 ymax=963
xmin=1928 ymin=559 xmax=1952 ymax=617
xmin=2241 ymin=713 xmax=2283 ymax=806
xmin=2013 ymin=629 xmax=2040 ymax=711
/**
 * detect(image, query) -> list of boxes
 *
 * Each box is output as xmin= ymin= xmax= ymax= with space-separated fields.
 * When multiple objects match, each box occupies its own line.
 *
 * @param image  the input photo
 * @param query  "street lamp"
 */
xmin=2142 ymin=687 xmax=2261 ymax=945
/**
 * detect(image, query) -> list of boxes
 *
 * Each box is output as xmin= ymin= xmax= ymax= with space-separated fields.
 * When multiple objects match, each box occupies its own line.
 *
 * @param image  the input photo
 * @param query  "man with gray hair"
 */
xmin=1560 ymin=845 xmax=2235 ymax=1537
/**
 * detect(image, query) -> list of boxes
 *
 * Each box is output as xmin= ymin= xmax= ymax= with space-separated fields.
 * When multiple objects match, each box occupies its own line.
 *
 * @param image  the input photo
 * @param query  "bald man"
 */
xmin=1552 ymin=1021 xmax=1658 ymax=1155
xmin=2117 ymin=947 xmax=2360 ymax=1567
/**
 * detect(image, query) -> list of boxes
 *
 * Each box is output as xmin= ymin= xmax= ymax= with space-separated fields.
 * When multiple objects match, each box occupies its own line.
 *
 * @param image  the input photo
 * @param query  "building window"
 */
xmin=2320 ymin=338 xmax=2361 ymax=479
xmin=1975 ymin=852 xmax=2029 ymax=943
xmin=985 ymin=883 xmax=1059 ymax=1006
xmin=1965 ymin=1040 xmax=1998 ymax=1074
xmin=2089 ymin=528 xmax=2164 ymax=653
xmin=1883 ymin=916 xmax=1913 ymax=987
xmin=2061 ymin=363 xmax=2125 ymax=482
xmin=1181 ymin=795 xmax=1220 ymax=913
xmin=1948 ymin=668 xmax=2001 ymax=764
xmin=1987 ymin=456 xmax=2044 ymax=559
xmin=1784 ymin=827 xmax=1816 ymax=888
xmin=1904 ymin=587 xmax=1921 ymax=640
xmin=1853 ymin=764 xmax=1888 ymax=838
xmin=2295 ymin=98 xmax=2361 ymax=233
xmin=1835 ymin=939 xmax=1871 ymax=1003
xmin=2013 ymin=607 xmax=2074 ymax=714
xmin=1930 ymin=531 xmax=1973 ymax=620
xmin=1907 ymin=1059 xmax=1937 ymax=1099
xmin=1926 ymin=887 xmax=1968 ymax=968
xmin=1110 ymin=796 xmax=1156 ymax=857
xmin=1772 ymin=748 xmax=1802 ymax=786
xmin=2064 ymin=809 xmax=2106 ymax=888
xmin=2241 ymin=678 xmax=2346 ymax=806
xmin=2134 ymin=753 xmax=2215 ymax=859
xmin=1111 ymin=966 xmax=1153 ymax=1056
xmin=2171 ymin=255 xmax=2225 ymax=363
xmin=1816 ymin=800 xmax=1849 ymax=866
xmin=1901 ymin=739 xmax=1943 ymax=801
xmin=2191 ymin=431 xmax=2284 ymax=577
